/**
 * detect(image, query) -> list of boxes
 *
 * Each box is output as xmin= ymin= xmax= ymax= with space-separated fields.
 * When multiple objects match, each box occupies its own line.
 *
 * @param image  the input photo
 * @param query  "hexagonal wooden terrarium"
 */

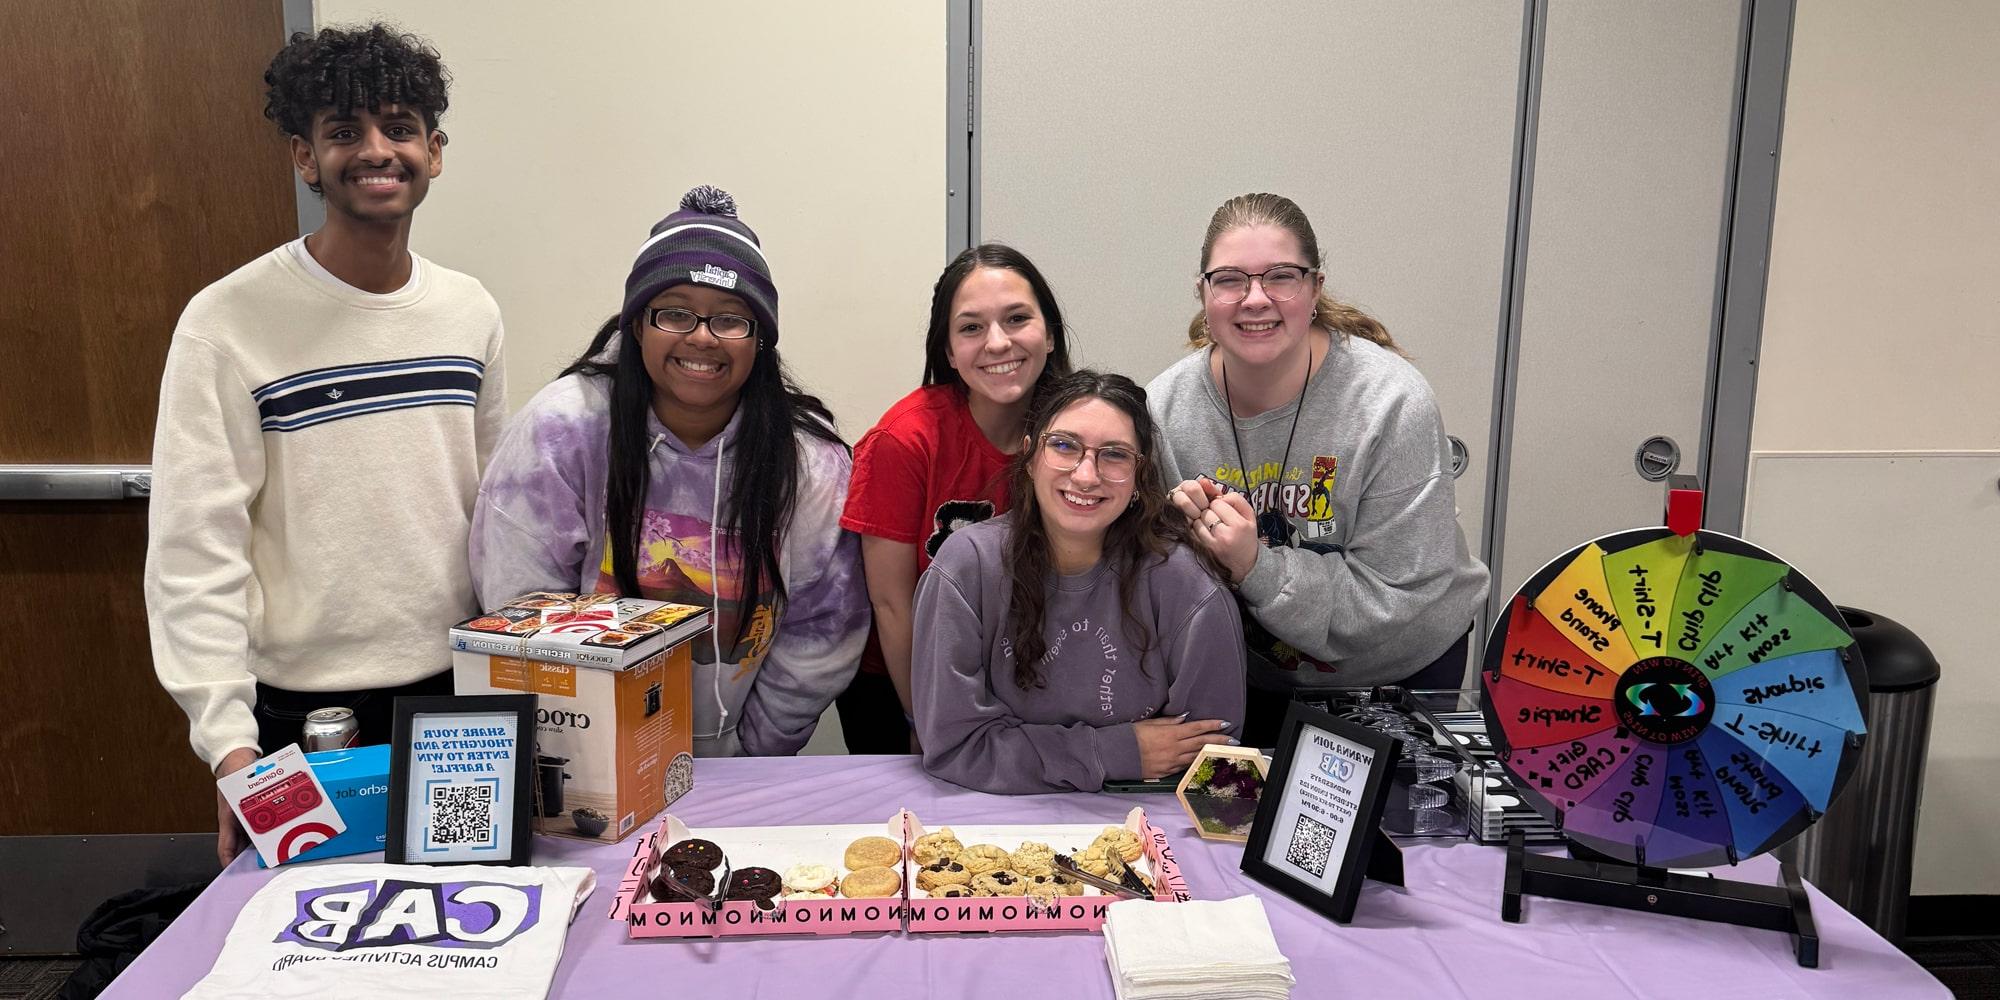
xmin=1174 ymin=744 xmax=1271 ymax=843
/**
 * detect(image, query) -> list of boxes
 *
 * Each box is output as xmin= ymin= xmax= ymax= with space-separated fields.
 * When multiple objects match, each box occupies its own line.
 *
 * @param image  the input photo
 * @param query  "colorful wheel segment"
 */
xmin=1479 ymin=528 xmax=1869 ymax=869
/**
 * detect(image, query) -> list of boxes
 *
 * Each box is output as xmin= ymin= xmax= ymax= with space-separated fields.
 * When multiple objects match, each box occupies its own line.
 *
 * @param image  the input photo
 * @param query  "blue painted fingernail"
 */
xmin=1226 ymin=738 xmax=1241 ymax=746
xmin=1218 ymin=721 xmax=1234 ymax=731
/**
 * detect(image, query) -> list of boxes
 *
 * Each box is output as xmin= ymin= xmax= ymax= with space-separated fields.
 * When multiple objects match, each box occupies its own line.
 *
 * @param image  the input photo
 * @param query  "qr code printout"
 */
xmin=1285 ymin=813 xmax=1337 ymax=877
xmin=427 ymin=783 xmax=495 ymax=848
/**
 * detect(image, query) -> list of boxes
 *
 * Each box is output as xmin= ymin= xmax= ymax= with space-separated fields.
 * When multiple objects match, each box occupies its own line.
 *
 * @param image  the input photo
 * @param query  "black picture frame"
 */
xmin=1240 ymin=700 xmax=1403 ymax=924
xmin=385 ymin=694 xmax=537 ymax=866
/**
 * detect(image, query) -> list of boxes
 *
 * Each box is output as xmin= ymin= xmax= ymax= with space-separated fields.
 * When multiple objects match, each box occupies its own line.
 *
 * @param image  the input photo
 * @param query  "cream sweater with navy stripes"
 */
xmin=145 ymin=245 xmax=506 ymax=769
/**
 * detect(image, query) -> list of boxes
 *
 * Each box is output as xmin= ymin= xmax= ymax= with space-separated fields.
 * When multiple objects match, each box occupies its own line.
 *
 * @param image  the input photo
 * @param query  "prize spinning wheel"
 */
xmin=1480 ymin=527 xmax=1869 ymax=869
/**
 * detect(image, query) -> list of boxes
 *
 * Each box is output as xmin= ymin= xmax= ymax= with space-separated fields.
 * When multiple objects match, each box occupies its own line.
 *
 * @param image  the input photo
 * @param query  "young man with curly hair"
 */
xmin=144 ymin=23 xmax=506 ymax=866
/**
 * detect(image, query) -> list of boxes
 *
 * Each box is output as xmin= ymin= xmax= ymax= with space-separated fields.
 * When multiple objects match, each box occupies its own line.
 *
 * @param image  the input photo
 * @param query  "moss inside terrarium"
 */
xmin=1185 ymin=758 xmax=1266 ymax=836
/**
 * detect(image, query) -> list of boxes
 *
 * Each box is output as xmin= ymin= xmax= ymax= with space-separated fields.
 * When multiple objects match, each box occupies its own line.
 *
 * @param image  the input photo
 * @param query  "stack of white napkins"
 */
xmin=1102 ymin=895 xmax=1295 ymax=1000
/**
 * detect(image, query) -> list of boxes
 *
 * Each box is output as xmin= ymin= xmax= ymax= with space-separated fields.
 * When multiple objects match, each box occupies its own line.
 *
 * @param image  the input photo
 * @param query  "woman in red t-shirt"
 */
xmin=835 ymin=244 xmax=1074 ymax=753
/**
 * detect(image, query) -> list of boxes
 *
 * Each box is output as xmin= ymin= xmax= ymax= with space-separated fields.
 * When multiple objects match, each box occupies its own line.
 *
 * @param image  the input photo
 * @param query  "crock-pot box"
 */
xmin=451 ymin=593 xmax=710 ymax=843
xmin=612 ymin=813 xmax=909 ymax=938
xmin=900 ymin=809 xmax=1187 ymax=934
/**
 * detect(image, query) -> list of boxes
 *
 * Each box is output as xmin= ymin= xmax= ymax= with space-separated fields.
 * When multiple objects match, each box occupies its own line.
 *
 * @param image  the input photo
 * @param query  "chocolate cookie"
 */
xmin=1010 ymin=840 xmax=1056 ymax=877
xmin=971 ymin=869 xmax=1026 ymax=897
xmin=663 ymin=838 xmax=724 ymax=872
xmin=1092 ymin=827 xmax=1144 ymax=863
xmin=914 ymin=859 xmax=971 ymax=891
xmin=650 ymin=866 xmax=715 ymax=902
xmin=1021 ymin=872 xmax=1085 ymax=900
xmin=725 ymin=866 xmax=783 ymax=902
xmin=912 ymin=828 xmax=964 ymax=866
xmin=958 ymin=843 xmax=1011 ymax=876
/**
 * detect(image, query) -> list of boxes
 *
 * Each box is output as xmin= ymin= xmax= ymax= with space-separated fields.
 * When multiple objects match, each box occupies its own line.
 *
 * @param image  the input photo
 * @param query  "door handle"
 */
xmin=0 ymin=465 xmax=152 ymax=500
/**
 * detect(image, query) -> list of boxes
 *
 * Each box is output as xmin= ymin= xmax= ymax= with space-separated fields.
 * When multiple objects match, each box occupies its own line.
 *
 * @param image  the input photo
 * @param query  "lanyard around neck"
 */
xmin=1219 ymin=342 xmax=1314 ymax=540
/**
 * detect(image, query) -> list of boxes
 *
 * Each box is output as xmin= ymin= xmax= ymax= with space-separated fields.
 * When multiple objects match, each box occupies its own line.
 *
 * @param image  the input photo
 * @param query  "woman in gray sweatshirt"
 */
xmin=912 ymin=371 xmax=1246 ymax=794
xmin=1150 ymin=193 xmax=1490 ymax=744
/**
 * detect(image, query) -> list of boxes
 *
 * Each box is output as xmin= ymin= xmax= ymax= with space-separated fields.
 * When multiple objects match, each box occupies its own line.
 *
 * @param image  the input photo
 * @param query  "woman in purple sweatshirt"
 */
xmin=912 ymin=371 xmax=1246 ymax=793
xmin=471 ymin=187 xmax=869 ymax=757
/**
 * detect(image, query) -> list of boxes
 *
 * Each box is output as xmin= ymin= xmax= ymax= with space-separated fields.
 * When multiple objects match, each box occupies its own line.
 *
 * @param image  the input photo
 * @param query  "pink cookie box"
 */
xmin=612 ymin=813 xmax=908 ymax=938
xmin=901 ymin=807 xmax=1188 ymax=934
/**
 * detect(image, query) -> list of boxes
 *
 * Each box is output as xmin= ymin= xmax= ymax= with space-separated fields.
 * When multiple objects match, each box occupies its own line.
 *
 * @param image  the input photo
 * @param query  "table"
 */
xmin=105 ymin=755 xmax=1946 ymax=999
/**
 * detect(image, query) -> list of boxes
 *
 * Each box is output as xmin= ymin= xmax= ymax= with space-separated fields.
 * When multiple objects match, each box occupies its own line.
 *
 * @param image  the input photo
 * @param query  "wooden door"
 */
xmin=0 ymin=0 xmax=297 ymax=836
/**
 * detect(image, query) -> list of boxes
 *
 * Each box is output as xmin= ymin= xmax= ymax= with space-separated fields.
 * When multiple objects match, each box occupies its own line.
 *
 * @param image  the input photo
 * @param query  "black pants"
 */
xmin=833 ymin=669 xmax=913 ymax=755
xmin=253 ymin=670 xmax=453 ymax=754
xmin=1241 ymin=627 xmax=1474 ymax=749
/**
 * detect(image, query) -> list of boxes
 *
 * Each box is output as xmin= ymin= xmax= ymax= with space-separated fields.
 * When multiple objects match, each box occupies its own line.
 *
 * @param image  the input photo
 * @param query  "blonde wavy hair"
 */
xmin=1186 ymin=192 xmax=1405 ymax=357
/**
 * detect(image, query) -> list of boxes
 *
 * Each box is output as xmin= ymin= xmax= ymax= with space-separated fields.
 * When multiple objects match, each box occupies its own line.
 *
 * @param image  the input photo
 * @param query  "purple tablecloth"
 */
xmin=105 ymin=755 xmax=1945 ymax=999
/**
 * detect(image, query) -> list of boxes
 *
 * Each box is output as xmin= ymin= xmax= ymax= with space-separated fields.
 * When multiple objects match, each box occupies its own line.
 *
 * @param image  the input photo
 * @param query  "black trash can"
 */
xmin=1776 ymin=607 xmax=1940 ymax=944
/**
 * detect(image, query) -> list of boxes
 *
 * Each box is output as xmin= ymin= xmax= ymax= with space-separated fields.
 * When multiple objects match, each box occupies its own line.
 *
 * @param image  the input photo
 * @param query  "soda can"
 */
xmin=303 ymin=707 xmax=360 ymax=751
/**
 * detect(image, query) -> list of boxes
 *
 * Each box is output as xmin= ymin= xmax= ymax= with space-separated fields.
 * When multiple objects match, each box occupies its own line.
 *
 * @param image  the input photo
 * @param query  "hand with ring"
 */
xmin=1167 ymin=478 xmax=1261 ymax=584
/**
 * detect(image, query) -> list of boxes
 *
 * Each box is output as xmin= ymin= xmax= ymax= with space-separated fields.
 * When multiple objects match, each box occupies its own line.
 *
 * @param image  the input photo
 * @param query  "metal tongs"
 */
xmin=1054 ymin=851 xmax=1150 ymax=900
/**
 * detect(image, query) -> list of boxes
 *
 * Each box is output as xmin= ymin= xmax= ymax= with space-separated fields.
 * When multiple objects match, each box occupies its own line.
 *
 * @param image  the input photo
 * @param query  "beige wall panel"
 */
xmin=1745 ymin=452 xmax=2000 ymax=895
xmin=1754 ymin=4 xmax=2000 ymax=454
xmin=1496 ymin=0 xmax=1741 ymax=601
xmin=1752 ymin=0 xmax=2000 ymax=894
xmin=978 ymin=1 xmax=1523 ymax=552
xmin=318 ymin=1 xmax=947 ymax=439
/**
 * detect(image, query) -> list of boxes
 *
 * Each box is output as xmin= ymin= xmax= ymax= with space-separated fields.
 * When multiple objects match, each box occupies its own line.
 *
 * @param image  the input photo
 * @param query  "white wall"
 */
xmin=318 ymin=1 xmax=947 ymax=439
xmin=1750 ymin=0 xmax=2000 ymax=894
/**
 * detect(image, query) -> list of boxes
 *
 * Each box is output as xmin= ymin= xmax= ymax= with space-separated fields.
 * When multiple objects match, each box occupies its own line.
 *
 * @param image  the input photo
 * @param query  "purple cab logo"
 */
xmin=279 ymin=879 xmax=542 ymax=952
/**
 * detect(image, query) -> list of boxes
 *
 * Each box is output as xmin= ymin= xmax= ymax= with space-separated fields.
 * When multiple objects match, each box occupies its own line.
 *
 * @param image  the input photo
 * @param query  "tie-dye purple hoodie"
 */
xmin=470 ymin=372 xmax=869 ymax=756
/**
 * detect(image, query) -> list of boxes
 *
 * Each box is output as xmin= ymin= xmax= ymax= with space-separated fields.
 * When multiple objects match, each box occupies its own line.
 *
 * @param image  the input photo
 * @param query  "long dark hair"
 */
xmin=921 ymin=243 xmax=1074 ymax=397
xmin=562 ymin=315 xmax=843 ymax=643
xmin=1003 ymin=370 xmax=1223 ymax=690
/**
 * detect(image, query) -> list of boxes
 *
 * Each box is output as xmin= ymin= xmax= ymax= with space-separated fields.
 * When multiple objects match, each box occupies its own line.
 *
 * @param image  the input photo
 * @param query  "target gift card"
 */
xmin=218 ymin=744 xmax=346 ymax=867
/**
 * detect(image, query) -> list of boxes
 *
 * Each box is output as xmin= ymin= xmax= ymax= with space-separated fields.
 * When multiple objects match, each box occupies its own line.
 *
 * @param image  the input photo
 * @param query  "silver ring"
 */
xmin=1204 ymin=514 xmax=1222 ymax=529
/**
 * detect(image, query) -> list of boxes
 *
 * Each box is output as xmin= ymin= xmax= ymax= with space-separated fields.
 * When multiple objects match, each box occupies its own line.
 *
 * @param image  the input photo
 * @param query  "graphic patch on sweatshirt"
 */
xmin=926 ymin=499 xmax=996 ymax=558
xmin=1205 ymin=455 xmax=1342 ymax=545
xmin=596 ymin=511 xmax=776 ymax=677
xmin=1304 ymin=455 xmax=1338 ymax=540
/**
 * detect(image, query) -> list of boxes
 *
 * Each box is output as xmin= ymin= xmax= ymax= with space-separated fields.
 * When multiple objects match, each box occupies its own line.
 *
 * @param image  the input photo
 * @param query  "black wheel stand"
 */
xmin=1501 ymin=831 xmax=1819 ymax=967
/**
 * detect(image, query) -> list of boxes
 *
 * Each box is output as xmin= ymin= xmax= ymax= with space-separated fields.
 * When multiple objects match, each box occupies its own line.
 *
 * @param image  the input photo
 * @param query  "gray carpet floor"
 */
xmin=0 ymin=959 xmax=79 ymax=1000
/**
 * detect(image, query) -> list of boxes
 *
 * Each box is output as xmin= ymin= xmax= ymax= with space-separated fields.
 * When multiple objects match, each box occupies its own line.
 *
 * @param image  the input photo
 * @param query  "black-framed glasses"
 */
xmin=647 ymin=307 xmax=757 ymax=340
xmin=1038 ymin=432 xmax=1142 ymax=484
xmin=1200 ymin=264 xmax=1314 ymax=304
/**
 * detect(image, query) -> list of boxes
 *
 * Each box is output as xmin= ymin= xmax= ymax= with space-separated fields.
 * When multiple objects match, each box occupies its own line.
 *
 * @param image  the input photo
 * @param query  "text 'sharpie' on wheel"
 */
xmin=1479 ymin=527 xmax=1869 ymax=869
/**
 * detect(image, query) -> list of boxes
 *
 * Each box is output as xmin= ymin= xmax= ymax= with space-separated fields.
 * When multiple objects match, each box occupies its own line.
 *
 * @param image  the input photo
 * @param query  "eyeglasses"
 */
xmin=1039 ymin=431 xmax=1142 ymax=484
xmin=648 ymin=307 xmax=757 ymax=341
xmin=1200 ymin=264 xmax=1314 ymax=304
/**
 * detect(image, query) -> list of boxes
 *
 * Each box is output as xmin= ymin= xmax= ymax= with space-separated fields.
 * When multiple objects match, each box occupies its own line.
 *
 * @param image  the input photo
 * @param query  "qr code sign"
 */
xmin=1285 ymin=813 xmax=1337 ymax=877
xmin=427 ymin=783 xmax=495 ymax=848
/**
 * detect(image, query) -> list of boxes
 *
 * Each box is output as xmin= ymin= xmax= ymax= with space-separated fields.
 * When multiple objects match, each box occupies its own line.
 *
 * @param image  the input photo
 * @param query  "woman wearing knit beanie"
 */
xmin=471 ymin=186 xmax=870 ymax=757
